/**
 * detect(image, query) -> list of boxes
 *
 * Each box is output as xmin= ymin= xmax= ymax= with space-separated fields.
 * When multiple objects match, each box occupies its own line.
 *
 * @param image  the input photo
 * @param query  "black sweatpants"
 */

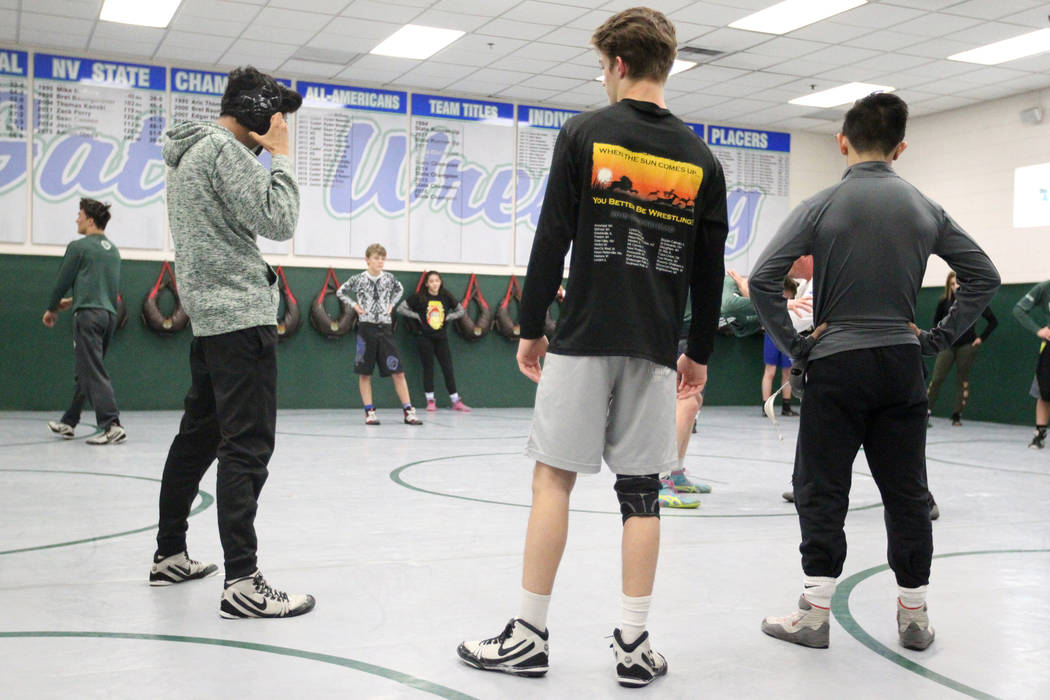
xmin=418 ymin=333 xmax=457 ymax=395
xmin=61 ymin=308 xmax=120 ymax=430
xmin=793 ymin=344 xmax=932 ymax=589
xmin=155 ymin=326 xmax=277 ymax=579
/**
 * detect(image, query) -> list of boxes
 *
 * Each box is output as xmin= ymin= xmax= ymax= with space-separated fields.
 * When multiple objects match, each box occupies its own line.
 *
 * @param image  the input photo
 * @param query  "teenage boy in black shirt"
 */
xmin=457 ymin=7 xmax=728 ymax=688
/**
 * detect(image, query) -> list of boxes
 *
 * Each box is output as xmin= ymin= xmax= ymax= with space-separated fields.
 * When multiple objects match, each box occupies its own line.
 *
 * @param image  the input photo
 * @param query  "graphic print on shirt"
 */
xmin=590 ymin=143 xmax=703 ymax=274
xmin=426 ymin=299 xmax=446 ymax=330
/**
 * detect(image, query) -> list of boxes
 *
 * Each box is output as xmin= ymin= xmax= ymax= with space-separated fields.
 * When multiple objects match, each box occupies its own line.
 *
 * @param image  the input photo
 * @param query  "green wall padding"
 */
xmin=1 ymin=254 xmax=1040 ymax=426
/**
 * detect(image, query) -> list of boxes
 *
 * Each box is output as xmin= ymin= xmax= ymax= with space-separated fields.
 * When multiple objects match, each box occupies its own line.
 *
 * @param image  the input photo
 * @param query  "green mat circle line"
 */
xmin=832 ymin=548 xmax=1050 ymax=700
xmin=0 ymin=469 xmax=213 ymax=556
xmin=389 ymin=452 xmax=884 ymax=519
xmin=0 ymin=631 xmax=477 ymax=700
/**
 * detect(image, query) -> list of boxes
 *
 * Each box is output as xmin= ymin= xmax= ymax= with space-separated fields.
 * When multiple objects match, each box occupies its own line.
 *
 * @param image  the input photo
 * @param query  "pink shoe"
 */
xmin=426 ymin=399 xmax=437 ymax=412
xmin=452 ymin=400 xmax=472 ymax=412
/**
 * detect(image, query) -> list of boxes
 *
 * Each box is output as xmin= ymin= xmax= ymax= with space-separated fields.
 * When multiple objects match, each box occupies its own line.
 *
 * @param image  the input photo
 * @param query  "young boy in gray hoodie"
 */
xmin=149 ymin=66 xmax=315 ymax=619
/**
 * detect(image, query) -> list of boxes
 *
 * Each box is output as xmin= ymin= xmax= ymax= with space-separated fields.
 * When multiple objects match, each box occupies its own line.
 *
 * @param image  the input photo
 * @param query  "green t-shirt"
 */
xmin=1013 ymin=280 xmax=1050 ymax=336
xmin=719 ymin=274 xmax=760 ymax=337
xmin=47 ymin=234 xmax=121 ymax=314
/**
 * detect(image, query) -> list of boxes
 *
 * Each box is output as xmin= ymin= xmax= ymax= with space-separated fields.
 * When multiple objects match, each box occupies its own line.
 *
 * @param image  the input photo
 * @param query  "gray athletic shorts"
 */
xmin=525 ymin=353 xmax=677 ymax=475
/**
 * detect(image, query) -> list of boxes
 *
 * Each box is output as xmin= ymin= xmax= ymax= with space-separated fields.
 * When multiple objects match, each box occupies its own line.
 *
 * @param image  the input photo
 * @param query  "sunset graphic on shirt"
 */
xmin=591 ymin=143 xmax=703 ymax=214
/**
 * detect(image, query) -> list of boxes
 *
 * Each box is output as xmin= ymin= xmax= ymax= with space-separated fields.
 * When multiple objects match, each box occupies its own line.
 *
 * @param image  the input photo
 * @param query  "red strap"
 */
xmin=415 ymin=270 xmax=428 ymax=293
xmin=317 ymin=267 xmax=340 ymax=304
xmin=501 ymin=275 xmax=521 ymax=307
xmin=149 ymin=261 xmax=178 ymax=298
xmin=276 ymin=266 xmax=297 ymax=305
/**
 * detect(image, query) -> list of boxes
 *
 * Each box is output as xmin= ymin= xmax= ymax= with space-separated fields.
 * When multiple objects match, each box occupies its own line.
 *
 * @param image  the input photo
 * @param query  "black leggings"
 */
xmin=418 ymin=333 xmax=456 ymax=395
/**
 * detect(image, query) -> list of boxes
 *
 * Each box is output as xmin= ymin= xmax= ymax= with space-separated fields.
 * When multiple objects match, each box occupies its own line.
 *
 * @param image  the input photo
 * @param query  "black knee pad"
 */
xmin=614 ymin=474 xmax=661 ymax=524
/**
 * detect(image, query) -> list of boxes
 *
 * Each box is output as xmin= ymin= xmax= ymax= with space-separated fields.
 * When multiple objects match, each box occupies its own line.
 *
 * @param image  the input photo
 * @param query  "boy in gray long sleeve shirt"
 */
xmin=150 ymin=67 xmax=315 ymax=620
xmin=751 ymin=93 xmax=999 ymax=653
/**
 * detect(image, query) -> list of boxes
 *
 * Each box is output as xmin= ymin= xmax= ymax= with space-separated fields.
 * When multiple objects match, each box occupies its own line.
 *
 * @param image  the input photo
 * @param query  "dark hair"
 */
xmin=783 ymin=275 xmax=799 ymax=297
xmin=220 ymin=66 xmax=302 ymax=134
xmin=592 ymin=7 xmax=677 ymax=82
xmin=79 ymin=198 xmax=111 ymax=230
xmin=842 ymin=92 xmax=908 ymax=156
xmin=416 ymin=270 xmax=450 ymax=306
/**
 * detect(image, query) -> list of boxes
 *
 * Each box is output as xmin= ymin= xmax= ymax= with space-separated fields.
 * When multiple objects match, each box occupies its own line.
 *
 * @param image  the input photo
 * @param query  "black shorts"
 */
xmin=355 ymin=323 xmax=403 ymax=377
xmin=1037 ymin=342 xmax=1050 ymax=401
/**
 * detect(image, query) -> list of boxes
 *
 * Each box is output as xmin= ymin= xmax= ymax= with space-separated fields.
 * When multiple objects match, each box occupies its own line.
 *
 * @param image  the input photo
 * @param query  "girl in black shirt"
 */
xmin=396 ymin=271 xmax=471 ymax=412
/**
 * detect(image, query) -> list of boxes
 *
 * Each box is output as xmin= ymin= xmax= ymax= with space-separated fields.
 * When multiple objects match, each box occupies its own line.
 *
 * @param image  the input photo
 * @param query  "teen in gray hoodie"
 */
xmin=149 ymin=66 xmax=315 ymax=619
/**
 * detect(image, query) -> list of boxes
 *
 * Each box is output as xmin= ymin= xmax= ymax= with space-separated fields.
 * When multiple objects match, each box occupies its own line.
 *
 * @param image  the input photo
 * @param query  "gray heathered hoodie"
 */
xmin=163 ymin=121 xmax=299 ymax=337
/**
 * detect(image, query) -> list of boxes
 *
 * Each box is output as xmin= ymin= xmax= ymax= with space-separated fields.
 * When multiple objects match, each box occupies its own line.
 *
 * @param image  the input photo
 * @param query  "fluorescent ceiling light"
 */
xmin=789 ymin=82 xmax=894 ymax=108
xmin=371 ymin=25 xmax=465 ymax=60
xmin=948 ymin=28 xmax=1050 ymax=65
xmin=100 ymin=0 xmax=182 ymax=28
xmin=730 ymin=0 xmax=866 ymax=35
xmin=593 ymin=59 xmax=697 ymax=81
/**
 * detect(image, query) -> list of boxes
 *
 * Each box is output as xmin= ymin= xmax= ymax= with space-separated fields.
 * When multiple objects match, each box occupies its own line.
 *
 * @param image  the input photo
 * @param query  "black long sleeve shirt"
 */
xmin=518 ymin=99 xmax=728 ymax=368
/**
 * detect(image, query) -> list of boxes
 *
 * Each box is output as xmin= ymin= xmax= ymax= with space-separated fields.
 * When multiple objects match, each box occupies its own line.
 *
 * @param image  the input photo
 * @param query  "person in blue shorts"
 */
xmin=761 ymin=276 xmax=799 ymax=416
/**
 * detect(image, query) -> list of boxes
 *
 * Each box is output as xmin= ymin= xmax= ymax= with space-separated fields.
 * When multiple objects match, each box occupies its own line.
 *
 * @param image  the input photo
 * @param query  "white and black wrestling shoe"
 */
xmin=220 ymin=570 xmax=316 ymax=619
xmin=457 ymin=618 xmax=549 ymax=677
xmin=149 ymin=550 xmax=218 ymax=586
xmin=611 ymin=628 xmax=668 ymax=688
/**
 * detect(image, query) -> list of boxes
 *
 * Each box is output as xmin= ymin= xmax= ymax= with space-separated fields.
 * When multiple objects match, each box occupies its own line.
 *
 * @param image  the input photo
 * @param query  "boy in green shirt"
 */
xmin=42 ymin=198 xmax=124 ymax=445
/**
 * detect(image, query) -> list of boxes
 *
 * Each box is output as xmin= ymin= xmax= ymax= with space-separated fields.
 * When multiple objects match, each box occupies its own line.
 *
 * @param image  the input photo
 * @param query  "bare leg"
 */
xmin=521 ymin=463 xmax=576 ymax=595
xmin=391 ymin=372 xmax=412 ymax=405
xmin=675 ymin=395 xmax=701 ymax=461
xmin=358 ymin=375 xmax=372 ymax=406
xmin=622 ymin=515 xmax=660 ymax=596
xmin=762 ymin=364 xmax=777 ymax=401
xmin=781 ymin=367 xmax=792 ymax=402
xmin=1038 ymin=399 xmax=1050 ymax=425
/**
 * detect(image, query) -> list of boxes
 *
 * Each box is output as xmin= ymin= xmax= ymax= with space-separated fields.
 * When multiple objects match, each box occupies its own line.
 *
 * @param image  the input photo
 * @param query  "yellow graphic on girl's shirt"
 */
xmin=427 ymin=300 xmax=445 ymax=330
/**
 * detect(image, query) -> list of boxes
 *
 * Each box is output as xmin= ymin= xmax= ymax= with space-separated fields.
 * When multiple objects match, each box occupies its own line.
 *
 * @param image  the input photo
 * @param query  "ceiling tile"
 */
xmin=519 ymin=74 xmax=587 ymax=91
xmin=748 ymin=37 xmax=828 ymax=58
xmin=340 ymin=1 xmax=419 ymax=23
xmin=28 ymin=0 xmax=101 ymax=19
xmin=410 ymin=9 xmax=494 ymax=32
xmin=890 ymin=12 xmax=983 ymax=38
xmin=477 ymin=18 xmax=552 ymax=40
xmin=511 ymin=42 xmax=587 ymax=62
xmin=433 ymin=33 xmax=524 ymax=62
xmin=254 ymin=7 xmax=332 ymax=31
xmin=19 ymin=29 xmax=89 ymax=50
xmin=270 ymin=0 xmax=349 ymax=12
xmin=844 ymin=29 xmax=928 ymax=52
xmin=803 ymin=45 xmax=882 ymax=65
xmin=834 ymin=3 xmax=926 ymax=29
xmin=942 ymin=0 xmax=1044 ymax=21
xmin=785 ymin=20 xmax=870 ymax=43
xmin=279 ymin=59 xmax=346 ymax=78
xmin=708 ymin=52 xmax=781 ymax=71
xmin=684 ymin=26 xmax=771 ymax=52
xmin=21 ymin=11 xmax=94 ymax=34
xmin=501 ymin=1 xmax=589 ymax=26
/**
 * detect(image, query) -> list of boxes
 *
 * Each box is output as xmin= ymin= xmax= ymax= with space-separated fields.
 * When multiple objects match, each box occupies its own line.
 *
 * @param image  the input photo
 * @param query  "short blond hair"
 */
xmin=365 ymin=243 xmax=387 ymax=259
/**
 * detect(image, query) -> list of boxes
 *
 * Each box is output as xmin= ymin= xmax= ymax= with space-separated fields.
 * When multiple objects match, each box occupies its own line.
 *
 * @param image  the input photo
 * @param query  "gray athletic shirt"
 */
xmin=750 ymin=161 xmax=1000 ymax=361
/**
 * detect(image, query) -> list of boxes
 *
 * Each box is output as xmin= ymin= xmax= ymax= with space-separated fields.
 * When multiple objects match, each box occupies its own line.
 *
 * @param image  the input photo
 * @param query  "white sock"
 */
xmin=620 ymin=594 xmax=652 ymax=644
xmin=898 ymin=585 xmax=927 ymax=609
xmin=425 ymin=392 xmax=435 ymax=401
xmin=518 ymin=588 xmax=551 ymax=630
xmin=676 ymin=457 xmax=684 ymax=470
xmin=450 ymin=392 xmax=460 ymax=403
xmin=802 ymin=575 xmax=836 ymax=610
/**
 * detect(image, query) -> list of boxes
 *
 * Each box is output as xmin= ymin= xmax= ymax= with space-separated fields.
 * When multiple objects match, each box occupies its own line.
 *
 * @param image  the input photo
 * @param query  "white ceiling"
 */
xmin=3 ymin=0 xmax=1050 ymax=133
